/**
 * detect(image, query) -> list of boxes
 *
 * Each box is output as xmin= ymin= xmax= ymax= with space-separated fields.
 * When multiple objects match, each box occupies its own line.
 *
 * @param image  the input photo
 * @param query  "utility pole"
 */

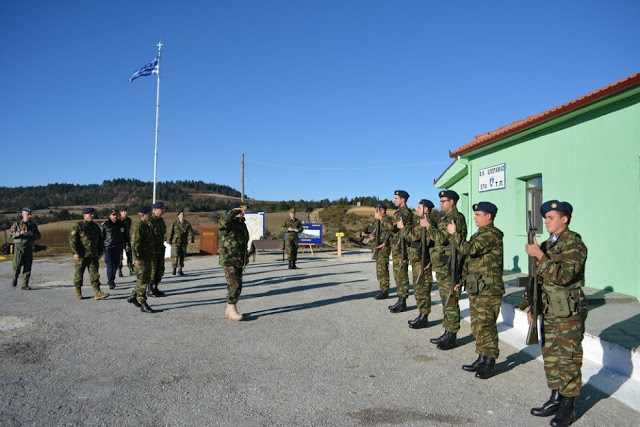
xmin=241 ymin=153 xmax=245 ymax=203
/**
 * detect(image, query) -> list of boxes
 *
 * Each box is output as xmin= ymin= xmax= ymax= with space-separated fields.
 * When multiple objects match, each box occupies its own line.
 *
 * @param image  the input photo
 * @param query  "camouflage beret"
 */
xmin=82 ymin=207 xmax=95 ymax=215
xmin=394 ymin=190 xmax=409 ymax=200
xmin=473 ymin=201 xmax=498 ymax=215
xmin=439 ymin=190 xmax=459 ymax=202
xmin=138 ymin=206 xmax=152 ymax=214
xmin=22 ymin=207 xmax=32 ymax=213
xmin=374 ymin=203 xmax=387 ymax=211
xmin=289 ymin=207 xmax=296 ymax=213
xmin=152 ymin=201 xmax=164 ymax=209
xmin=419 ymin=199 xmax=435 ymax=209
xmin=540 ymin=200 xmax=573 ymax=217
xmin=119 ymin=206 xmax=128 ymax=212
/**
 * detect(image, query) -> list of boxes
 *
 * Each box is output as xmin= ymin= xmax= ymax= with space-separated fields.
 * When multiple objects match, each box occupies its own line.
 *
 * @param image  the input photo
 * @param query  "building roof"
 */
xmin=449 ymin=71 xmax=640 ymax=158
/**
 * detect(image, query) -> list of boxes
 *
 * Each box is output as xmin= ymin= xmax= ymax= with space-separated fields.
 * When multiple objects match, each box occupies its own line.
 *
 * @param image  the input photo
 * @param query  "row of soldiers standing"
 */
xmin=367 ymin=189 xmax=587 ymax=427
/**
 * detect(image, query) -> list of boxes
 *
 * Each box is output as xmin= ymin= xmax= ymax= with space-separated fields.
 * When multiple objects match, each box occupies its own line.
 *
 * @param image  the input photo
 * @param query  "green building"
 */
xmin=434 ymin=71 xmax=640 ymax=300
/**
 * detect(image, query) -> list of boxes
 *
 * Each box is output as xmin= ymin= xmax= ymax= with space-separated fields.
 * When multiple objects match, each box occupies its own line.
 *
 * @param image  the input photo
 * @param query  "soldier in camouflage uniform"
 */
xmin=365 ymin=204 xmax=393 ymax=300
xmin=148 ymin=201 xmax=167 ymax=297
xmin=448 ymin=202 xmax=504 ymax=379
xmin=118 ymin=206 xmax=134 ymax=277
xmin=219 ymin=202 xmax=250 ymax=321
xmin=281 ymin=208 xmax=304 ymax=269
xmin=425 ymin=190 xmax=467 ymax=350
xmin=69 ymin=208 xmax=109 ymax=300
xmin=387 ymin=190 xmax=414 ymax=313
xmin=127 ymin=206 xmax=155 ymax=313
xmin=402 ymin=199 xmax=436 ymax=329
xmin=525 ymin=200 xmax=587 ymax=427
xmin=169 ymin=209 xmax=194 ymax=276
xmin=9 ymin=207 xmax=41 ymax=290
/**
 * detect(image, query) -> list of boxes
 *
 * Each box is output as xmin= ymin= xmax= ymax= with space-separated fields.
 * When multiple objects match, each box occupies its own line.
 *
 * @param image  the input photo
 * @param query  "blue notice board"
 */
xmin=283 ymin=223 xmax=323 ymax=244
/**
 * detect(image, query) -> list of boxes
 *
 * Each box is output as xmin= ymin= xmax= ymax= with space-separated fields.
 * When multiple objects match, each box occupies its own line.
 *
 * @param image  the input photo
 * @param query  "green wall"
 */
xmin=436 ymin=91 xmax=640 ymax=299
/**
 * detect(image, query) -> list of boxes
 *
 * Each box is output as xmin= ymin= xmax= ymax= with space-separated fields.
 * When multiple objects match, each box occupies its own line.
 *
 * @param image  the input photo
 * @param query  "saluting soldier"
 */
xmin=70 ymin=207 xmax=109 ymax=300
xmin=127 ymin=206 xmax=155 ymax=313
xmin=148 ymin=201 xmax=167 ymax=297
xmin=525 ymin=200 xmax=587 ymax=427
xmin=388 ymin=190 xmax=414 ymax=313
xmin=367 ymin=203 xmax=393 ymax=300
xmin=219 ymin=202 xmax=250 ymax=321
xmin=169 ymin=209 xmax=194 ymax=276
xmin=424 ymin=190 xmax=467 ymax=350
xmin=402 ymin=199 xmax=436 ymax=329
xmin=281 ymin=208 xmax=303 ymax=269
xmin=9 ymin=207 xmax=41 ymax=290
xmin=448 ymin=202 xmax=504 ymax=379
xmin=118 ymin=206 xmax=134 ymax=277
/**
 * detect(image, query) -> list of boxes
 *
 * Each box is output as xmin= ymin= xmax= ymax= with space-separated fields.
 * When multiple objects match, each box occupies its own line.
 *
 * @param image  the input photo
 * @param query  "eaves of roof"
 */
xmin=449 ymin=71 xmax=640 ymax=158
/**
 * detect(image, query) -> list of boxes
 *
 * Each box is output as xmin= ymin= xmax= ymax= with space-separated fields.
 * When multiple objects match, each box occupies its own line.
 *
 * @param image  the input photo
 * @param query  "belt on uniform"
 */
xmin=410 ymin=242 xmax=421 ymax=249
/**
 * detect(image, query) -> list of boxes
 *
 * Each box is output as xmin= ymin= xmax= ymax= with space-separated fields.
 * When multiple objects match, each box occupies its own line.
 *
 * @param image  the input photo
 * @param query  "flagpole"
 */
xmin=152 ymin=42 xmax=163 ymax=204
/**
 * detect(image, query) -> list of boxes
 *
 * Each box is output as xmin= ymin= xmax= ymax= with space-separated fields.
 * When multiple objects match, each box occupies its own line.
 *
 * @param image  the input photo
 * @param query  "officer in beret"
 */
xmin=282 ymin=207 xmax=304 ymax=269
xmin=127 ymin=206 xmax=155 ymax=313
xmin=525 ymin=200 xmax=587 ymax=426
xmin=168 ymin=208 xmax=194 ymax=275
xmin=118 ymin=206 xmax=134 ymax=277
xmin=423 ymin=189 xmax=467 ymax=350
xmin=387 ymin=190 xmax=414 ymax=313
xmin=101 ymin=208 xmax=130 ymax=289
xmin=366 ymin=203 xmax=393 ymax=299
xmin=9 ymin=207 xmax=41 ymax=290
xmin=219 ymin=202 xmax=250 ymax=321
xmin=402 ymin=199 xmax=436 ymax=329
xmin=148 ymin=201 xmax=167 ymax=297
xmin=448 ymin=201 xmax=504 ymax=379
xmin=69 ymin=208 xmax=109 ymax=300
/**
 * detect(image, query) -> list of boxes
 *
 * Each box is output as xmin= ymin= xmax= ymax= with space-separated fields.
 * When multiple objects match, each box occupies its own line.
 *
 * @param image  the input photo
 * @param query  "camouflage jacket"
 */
xmin=10 ymin=220 xmax=41 ymax=247
xmin=70 ymin=220 xmax=103 ymax=258
xmin=391 ymin=205 xmax=414 ymax=241
xmin=218 ymin=210 xmax=249 ymax=267
xmin=281 ymin=218 xmax=303 ymax=243
xmin=369 ymin=215 xmax=393 ymax=249
xmin=536 ymin=229 xmax=587 ymax=294
xmin=131 ymin=220 xmax=154 ymax=261
xmin=404 ymin=214 xmax=436 ymax=264
xmin=459 ymin=224 xmax=504 ymax=295
xmin=169 ymin=219 xmax=194 ymax=246
xmin=427 ymin=209 xmax=467 ymax=273
xmin=149 ymin=215 xmax=167 ymax=250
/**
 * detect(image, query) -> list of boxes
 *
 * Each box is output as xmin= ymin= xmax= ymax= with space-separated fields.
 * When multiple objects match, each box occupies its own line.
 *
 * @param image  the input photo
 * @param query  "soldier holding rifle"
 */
xmin=525 ymin=200 xmax=587 ymax=427
xmin=366 ymin=203 xmax=393 ymax=300
xmin=388 ymin=190 xmax=414 ymax=313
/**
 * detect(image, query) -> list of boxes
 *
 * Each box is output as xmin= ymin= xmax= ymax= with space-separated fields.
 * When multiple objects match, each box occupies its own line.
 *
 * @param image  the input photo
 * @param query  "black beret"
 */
xmin=22 ymin=207 xmax=32 ymax=213
xmin=119 ymin=206 xmax=128 ymax=212
xmin=419 ymin=199 xmax=435 ymax=209
xmin=439 ymin=190 xmax=459 ymax=202
xmin=374 ymin=203 xmax=387 ymax=211
xmin=394 ymin=190 xmax=409 ymax=200
xmin=152 ymin=201 xmax=164 ymax=209
xmin=110 ymin=208 xmax=119 ymax=215
xmin=82 ymin=207 xmax=95 ymax=215
xmin=473 ymin=201 xmax=498 ymax=215
xmin=540 ymin=200 xmax=573 ymax=217
xmin=138 ymin=206 xmax=152 ymax=214
xmin=177 ymin=209 xmax=184 ymax=215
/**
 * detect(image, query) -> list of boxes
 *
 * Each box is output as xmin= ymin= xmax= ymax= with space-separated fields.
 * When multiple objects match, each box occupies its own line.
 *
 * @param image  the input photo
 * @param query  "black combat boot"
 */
xmin=288 ymin=261 xmax=294 ymax=269
xmin=147 ymin=284 xmax=157 ymax=297
xmin=172 ymin=267 xmax=177 ymax=275
xmin=388 ymin=297 xmax=407 ymax=313
xmin=118 ymin=269 xmax=124 ymax=278
xmin=374 ymin=290 xmax=388 ymax=300
xmin=475 ymin=357 xmax=495 ymax=379
xmin=12 ymin=277 xmax=18 ymax=287
xmin=153 ymin=284 xmax=165 ymax=296
xmin=531 ymin=389 xmax=561 ymax=417
xmin=291 ymin=261 xmax=298 ymax=269
xmin=408 ymin=313 xmax=429 ymax=329
xmin=436 ymin=332 xmax=457 ymax=350
xmin=430 ymin=332 xmax=447 ymax=344
xmin=462 ymin=355 xmax=485 ymax=372
xmin=129 ymin=268 xmax=134 ymax=276
xmin=140 ymin=301 xmax=155 ymax=313
xmin=127 ymin=295 xmax=141 ymax=308
xmin=178 ymin=268 xmax=184 ymax=276
xmin=550 ymin=395 xmax=576 ymax=427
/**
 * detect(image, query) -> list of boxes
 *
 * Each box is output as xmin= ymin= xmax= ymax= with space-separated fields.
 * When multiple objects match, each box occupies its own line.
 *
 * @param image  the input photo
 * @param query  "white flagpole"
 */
xmin=152 ymin=42 xmax=163 ymax=204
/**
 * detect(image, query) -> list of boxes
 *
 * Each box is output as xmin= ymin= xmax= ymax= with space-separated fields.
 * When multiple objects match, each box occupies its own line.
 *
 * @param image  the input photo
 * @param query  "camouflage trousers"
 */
xmin=149 ymin=248 xmax=165 ymax=285
xmin=172 ymin=243 xmax=187 ymax=268
xmin=12 ymin=244 xmax=34 ymax=287
xmin=469 ymin=293 xmax=502 ymax=359
xmin=224 ymin=266 xmax=243 ymax=304
xmin=435 ymin=270 xmax=461 ymax=334
xmin=409 ymin=259 xmax=433 ymax=315
xmin=391 ymin=248 xmax=409 ymax=294
xmin=119 ymin=245 xmax=134 ymax=271
xmin=542 ymin=313 xmax=584 ymax=397
xmin=285 ymin=238 xmax=298 ymax=262
xmin=374 ymin=247 xmax=391 ymax=292
xmin=74 ymin=257 xmax=101 ymax=291
xmin=132 ymin=259 xmax=150 ymax=302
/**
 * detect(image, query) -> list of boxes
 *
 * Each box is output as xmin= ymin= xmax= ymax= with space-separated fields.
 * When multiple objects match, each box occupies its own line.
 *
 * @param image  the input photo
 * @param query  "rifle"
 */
xmin=524 ymin=210 xmax=540 ymax=345
xmin=445 ymin=214 xmax=460 ymax=308
xmin=415 ymin=215 xmax=427 ymax=285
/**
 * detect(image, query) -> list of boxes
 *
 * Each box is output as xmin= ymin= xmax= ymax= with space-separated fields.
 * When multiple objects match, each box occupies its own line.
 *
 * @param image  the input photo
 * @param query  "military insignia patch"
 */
xmin=551 ymin=202 xmax=558 ymax=209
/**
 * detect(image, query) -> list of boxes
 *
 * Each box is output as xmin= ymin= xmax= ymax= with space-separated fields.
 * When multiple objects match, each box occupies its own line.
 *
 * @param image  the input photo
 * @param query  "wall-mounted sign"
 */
xmin=478 ymin=163 xmax=506 ymax=192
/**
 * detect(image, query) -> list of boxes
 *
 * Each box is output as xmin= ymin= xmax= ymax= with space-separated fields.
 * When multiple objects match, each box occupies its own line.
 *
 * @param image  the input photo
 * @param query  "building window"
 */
xmin=526 ymin=176 xmax=542 ymax=233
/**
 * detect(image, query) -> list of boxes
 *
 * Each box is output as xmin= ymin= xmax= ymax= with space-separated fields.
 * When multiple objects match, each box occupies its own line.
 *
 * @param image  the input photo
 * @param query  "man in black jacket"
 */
xmin=101 ymin=209 xmax=130 ymax=289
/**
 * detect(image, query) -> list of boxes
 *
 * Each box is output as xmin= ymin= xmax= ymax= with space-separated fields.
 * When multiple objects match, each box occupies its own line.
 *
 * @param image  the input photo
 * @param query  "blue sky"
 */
xmin=1 ymin=0 xmax=639 ymax=205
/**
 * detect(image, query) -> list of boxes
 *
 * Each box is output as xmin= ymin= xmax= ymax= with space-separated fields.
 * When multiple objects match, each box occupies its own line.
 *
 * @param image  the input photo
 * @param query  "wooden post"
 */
xmin=335 ymin=232 xmax=344 ymax=258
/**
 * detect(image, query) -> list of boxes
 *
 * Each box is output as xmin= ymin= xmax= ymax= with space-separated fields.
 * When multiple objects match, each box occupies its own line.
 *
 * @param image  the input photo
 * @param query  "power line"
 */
xmin=245 ymin=159 xmax=449 ymax=171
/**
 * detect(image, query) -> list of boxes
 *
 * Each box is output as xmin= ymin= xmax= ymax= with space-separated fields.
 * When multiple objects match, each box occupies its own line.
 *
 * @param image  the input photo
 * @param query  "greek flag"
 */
xmin=129 ymin=57 xmax=159 ymax=82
